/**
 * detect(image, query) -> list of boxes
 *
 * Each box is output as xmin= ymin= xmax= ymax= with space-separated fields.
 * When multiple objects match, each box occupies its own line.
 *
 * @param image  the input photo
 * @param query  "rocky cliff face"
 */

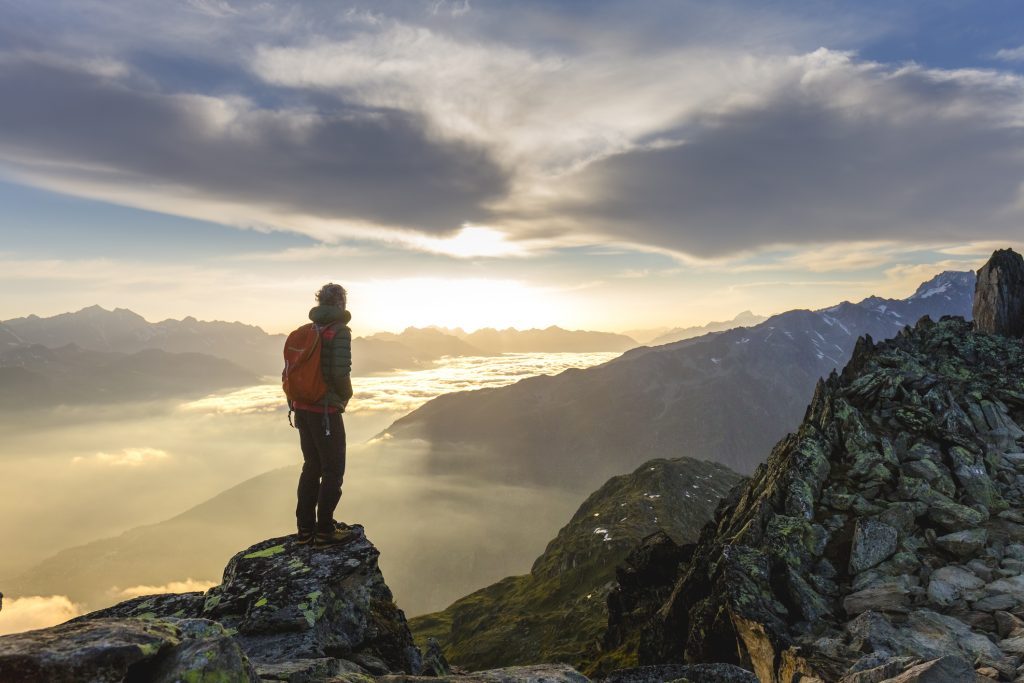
xmin=603 ymin=310 xmax=1024 ymax=681
xmin=975 ymin=249 xmax=1024 ymax=338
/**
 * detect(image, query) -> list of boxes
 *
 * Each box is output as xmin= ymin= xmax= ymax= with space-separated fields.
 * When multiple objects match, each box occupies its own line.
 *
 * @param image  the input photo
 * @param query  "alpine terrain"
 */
xmin=598 ymin=249 xmax=1024 ymax=682
xmin=410 ymin=457 xmax=742 ymax=673
xmin=382 ymin=272 xmax=976 ymax=488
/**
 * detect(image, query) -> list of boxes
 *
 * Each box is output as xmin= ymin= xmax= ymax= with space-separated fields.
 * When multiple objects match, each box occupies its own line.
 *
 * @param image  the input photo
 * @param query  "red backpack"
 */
xmin=282 ymin=323 xmax=333 ymax=407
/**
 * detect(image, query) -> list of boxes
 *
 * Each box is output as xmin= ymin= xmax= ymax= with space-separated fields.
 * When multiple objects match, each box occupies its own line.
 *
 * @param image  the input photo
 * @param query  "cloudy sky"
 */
xmin=1 ymin=0 xmax=1023 ymax=334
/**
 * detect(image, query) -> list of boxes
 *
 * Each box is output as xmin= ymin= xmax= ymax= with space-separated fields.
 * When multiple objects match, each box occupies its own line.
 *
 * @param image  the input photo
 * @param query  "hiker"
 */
xmin=282 ymin=283 xmax=356 ymax=546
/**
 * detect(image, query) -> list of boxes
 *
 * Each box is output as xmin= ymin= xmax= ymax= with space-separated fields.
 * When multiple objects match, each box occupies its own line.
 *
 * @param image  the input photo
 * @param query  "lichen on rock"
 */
xmin=607 ymin=304 xmax=1024 ymax=681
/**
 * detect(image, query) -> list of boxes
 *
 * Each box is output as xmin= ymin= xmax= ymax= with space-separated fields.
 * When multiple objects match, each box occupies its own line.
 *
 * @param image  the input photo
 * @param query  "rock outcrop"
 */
xmin=603 ymin=314 xmax=1024 ymax=681
xmin=0 ymin=527 xmax=423 ymax=681
xmin=1 ymin=527 xmax=600 ymax=682
xmin=974 ymin=248 xmax=1024 ymax=338
xmin=0 ymin=617 xmax=259 ymax=682
xmin=79 ymin=527 xmax=422 ymax=675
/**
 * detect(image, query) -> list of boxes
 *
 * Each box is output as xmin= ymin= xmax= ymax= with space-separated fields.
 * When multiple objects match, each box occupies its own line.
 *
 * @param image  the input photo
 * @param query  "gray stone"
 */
xmin=947 ymin=446 xmax=1001 ymax=509
xmin=920 ymin=491 xmax=988 ymax=532
xmin=876 ymin=655 xmax=975 ymax=682
xmin=967 ymin=559 xmax=995 ymax=582
xmin=604 ymin=664 xmax=757 ymax=683
xmin=844 ymin=578 xmax=912 ymax=615
xmin=927 ymin=566 xmax=985 ymax=606
xmin=850 ymin=519 xmax=899 ymax=574
xmin=934 ymin=528 xmax=988 ymax=558
xmin=901 ymin=460 xmax=956 ymax=498
xmin=999 ymin=634 xmax=1024 ymax=655
xmin=995 ymin=610 xmax=1024 ymax=638
xmin=79 ymin=530 xmax=423 ymax=675
xmin=256 ymin=657 xmax=361 ymax=682
xmin=839 ymin=657 xmax=918 ymax=683
xmin=973 ymin=248 xmax=1024 ymax=337
xmin=0 ymin=617 xmax=259 ymax=683
xmin=971 ymin=593 xmax=1018 ymax=612
xmin=1002 ymin=558 xmax=1024 ymax=573
xmin=846 ymin=610 xmax=1003 ymax=663
xmin=378 ymin=665 xmax=592 ymax=683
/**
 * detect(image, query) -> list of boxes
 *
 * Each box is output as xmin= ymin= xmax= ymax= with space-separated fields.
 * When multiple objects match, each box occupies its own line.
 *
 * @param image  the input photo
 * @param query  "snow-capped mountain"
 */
xmin=382 ymin=271 xmax=977 ymax=488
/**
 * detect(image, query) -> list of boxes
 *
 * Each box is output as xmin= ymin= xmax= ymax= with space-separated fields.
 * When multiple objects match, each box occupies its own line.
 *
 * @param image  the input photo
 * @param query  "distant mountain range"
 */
xmin=382 ymin=271 xmax=976 ymax=488
xmin=410 ymin=456 xmax=742 ymax=673
xmin=437 ymin=326 xmax=638 ymax=354
xmin=0 ymin=343 xmax=258 ymax=409
xmin=2 ymin=308 xmax=638 ymax=377
xmin=3 ymin=306 xmax=283 ymax=376
xmin=648 ymin=310 xmax=766 ymax=346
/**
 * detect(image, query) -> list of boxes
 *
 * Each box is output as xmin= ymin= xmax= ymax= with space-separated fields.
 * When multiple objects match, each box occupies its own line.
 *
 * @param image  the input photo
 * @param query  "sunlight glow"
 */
xmin=72 ymin=447 xmax=170 ymax=467
xmin=352 ymin=277 xmax=563 ymax=332
xmin=404 ymin=226 xmax=529 ymax=258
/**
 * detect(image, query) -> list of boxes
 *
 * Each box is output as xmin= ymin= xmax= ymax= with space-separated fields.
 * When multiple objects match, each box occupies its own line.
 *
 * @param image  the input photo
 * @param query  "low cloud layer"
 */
xmin=0 ymin=595 xmax=81 ymax=636
xmin=112 ymin=578 xmax=217 ymax=600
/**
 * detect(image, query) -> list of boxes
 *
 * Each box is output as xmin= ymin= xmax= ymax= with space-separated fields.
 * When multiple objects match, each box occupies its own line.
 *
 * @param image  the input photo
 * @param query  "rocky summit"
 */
xmin=0 ymin=527 xmax=426 ymax=682
xmin=0 ymin=528 xmax=606 ymax=683
xmin=975 ymin=248 xmax=1024 ymax=339
xmin=601 ymin=309 xmax=1024 ymax=680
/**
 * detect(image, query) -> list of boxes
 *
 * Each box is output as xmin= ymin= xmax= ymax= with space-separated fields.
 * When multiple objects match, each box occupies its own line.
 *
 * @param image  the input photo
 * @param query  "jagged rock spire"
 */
xmin=974 ymin=248 xmax=1024 ymax=337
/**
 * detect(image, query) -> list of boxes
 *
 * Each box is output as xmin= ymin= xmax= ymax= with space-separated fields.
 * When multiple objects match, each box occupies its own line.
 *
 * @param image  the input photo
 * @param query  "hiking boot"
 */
xmin=296 ymin=529 xmax=314 ymax=544
xmin=332 ymin=520 xmax=354 ymax=532
xmin=314 ymin=527 xmax=359 ymax=547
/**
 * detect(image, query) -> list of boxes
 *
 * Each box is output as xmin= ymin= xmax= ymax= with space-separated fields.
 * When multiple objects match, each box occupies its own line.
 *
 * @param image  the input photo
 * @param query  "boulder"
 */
xmin=973 ymin=248 xmax=1024 ymax=338
xmin=849 ymin=519 xmax=899 ymax=574
xmin=77 ymin=527 xmax=422 ymax=675
xmin=846 ymin=610 xmax=1003 ymax=664
xmin=603 ymin=663 xmax=758 ymax=683
xmin=934 ymin=528 xmax=987 ymax=558
xmin=926 ymin=566 xmax=984 ymax=606
xmin=377 ymin=664 xmax=591 ymax=683
xmin=0 ymin=617 xmax=258 ymax=682
xmin=843 ymin=578 xmax=911 ymax=616
xmin=202 ymin=531 xmax=419 ymax=670
xmin=876 ymin=655 xmax=977 ymax=682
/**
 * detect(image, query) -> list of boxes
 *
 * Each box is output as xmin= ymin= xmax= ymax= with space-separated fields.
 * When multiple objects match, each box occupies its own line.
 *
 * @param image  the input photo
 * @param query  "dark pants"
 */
xmin=294 ymin=409 xmax=346 ymax=533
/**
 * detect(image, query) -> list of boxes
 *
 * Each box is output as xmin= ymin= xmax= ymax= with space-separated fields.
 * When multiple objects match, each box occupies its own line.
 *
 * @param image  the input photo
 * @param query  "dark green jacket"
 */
xmin=309 ymin=305 xmax=352 ymax=407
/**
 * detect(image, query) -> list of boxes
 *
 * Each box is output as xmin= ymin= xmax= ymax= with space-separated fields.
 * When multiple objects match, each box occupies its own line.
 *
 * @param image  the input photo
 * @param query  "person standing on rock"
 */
xmin=283 ymin=283 xmax=357 ymax=547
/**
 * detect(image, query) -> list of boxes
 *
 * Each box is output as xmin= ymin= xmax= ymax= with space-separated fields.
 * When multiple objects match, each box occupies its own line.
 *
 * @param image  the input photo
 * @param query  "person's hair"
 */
xmin=316 ymin=283 xmax=347 ymax=308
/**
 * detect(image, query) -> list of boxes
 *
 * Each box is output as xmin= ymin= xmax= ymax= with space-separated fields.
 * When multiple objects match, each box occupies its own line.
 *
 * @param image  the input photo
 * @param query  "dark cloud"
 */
xmin=0 ymin=58 xmax=508 ymax=233
xmin=549 ymin=70 xmax=1024 ymax=257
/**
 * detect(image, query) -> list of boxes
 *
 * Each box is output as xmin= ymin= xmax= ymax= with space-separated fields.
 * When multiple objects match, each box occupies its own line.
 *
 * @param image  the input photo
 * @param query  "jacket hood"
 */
xmin=308 ymin=306 xmax=351 ymax=326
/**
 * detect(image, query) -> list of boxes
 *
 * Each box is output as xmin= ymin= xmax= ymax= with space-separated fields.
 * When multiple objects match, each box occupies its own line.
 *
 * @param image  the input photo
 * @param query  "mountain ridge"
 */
xmin=409 ymin=457 xmax=743 ymax=673
xmin=381 ymin=271 xmax=976 ymax=489
xmin=3 ymin=306 xmax=639 ymax=375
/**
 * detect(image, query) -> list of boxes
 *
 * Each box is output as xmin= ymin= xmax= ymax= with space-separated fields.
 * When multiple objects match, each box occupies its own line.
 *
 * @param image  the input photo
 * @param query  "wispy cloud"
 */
xmin=0 ymin=1 xmax=1022 ymax=267
xmin=111 ymin=578 xmax=217 ymax=599
xmin=73 ymin=447 xmax=170 ymax=467
xmin=995 ymin=45 xmax=1024 ymax=62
